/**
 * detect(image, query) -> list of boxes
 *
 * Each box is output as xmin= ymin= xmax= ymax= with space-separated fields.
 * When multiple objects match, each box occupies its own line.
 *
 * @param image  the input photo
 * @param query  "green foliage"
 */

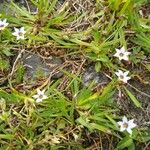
xmin=14 ymin=63 xmax=25 ymax=83
xmin=124 ymin=86 xmax=142 ymax=108
xmin=0 ymin=0 xmax=149 ymax=149
xmin=0 ymin=59 xmax=9 ymax=71
xmin=115 ymin=136 xmax=134 ymax=150
xmin=133 ymin=33 xmax=150 ymax=53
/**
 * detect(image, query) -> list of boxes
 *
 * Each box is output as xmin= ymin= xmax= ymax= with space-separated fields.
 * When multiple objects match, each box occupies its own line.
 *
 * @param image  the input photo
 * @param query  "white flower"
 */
xmin=12 ymin=27 xmax=26 ymax=40
xmin=32 ymin=89 xmax=48 ymax=102
xmin=0 ymin=19 xmax=9 ymax=30
xmin=118 ymin=116 xmax=137 ymax=135
xmin=114 ymin=46 xmax=131 ymax=61
xmin=115 ymin=70 xmax=131 ymax=83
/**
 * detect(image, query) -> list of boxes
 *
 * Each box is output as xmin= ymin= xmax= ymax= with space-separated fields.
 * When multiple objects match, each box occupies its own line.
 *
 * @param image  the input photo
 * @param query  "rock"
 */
xmin=82 ymin=65 xmax=109 ymax=86
xmin=21 ymin=53 xmax=63 ymax=80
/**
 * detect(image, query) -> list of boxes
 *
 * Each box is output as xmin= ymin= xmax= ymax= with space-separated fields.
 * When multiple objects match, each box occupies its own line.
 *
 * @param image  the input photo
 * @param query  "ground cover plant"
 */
xmin=0 ymin=0 xmax=150 ymax=149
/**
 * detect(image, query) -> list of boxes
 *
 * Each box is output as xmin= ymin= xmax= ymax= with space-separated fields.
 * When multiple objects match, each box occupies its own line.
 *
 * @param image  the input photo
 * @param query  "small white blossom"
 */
xmin=0 ymin=19 xmax=9 ymax=30
xmin=12 ymin=27 xmax=26 ymax=40
xmin=114 ymin=46 xmax=131 ymax=61
xmin=32 ymin=89 xmax=48 ymax=102
xmin=118 ymin=116 xmax=137 ymax=135
xmin=115 ymin=70 xmax=131 ymax=83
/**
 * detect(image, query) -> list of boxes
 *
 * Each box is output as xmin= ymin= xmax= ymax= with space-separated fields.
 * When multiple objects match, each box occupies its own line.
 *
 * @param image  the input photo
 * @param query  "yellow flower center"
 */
xmin=38 ymin=94 xmax=43 ymax=99
xmin=18 ymin=32 xmax=23 ymax=36
xmin=119 ymin=52 xmax=124 ymax=57
xmin=123 ymin=122 xmax=128 ymax=128
xmin=0 ymin=24 xmax=4 ymax=27
xmin=119 ymin=75 xmax=124 ymax=79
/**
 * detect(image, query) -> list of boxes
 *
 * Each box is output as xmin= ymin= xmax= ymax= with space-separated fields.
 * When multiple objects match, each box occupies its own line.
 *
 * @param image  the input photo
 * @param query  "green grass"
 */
xmin=0 ymin=0 xmax=150 ymax=149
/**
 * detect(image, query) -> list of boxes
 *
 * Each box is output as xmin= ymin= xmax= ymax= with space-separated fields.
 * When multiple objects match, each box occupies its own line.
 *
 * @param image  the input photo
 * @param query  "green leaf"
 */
xmin=116 ymin=136 xmax=133 ymax=150
xmin=2 ymin=48 xmax=13 ymax=56
xmin=95 ymin=62 xmax=101 ymax=72
xmin=98 ymin=80 xmax=116 ymax=104
xmin=90 ymin=123 xmax=111 ymax=133
xmin=96 ymin=55 xmax=109 ymax=62
xmin=92 ymin=29 xmax=101 ymax=44
xmin=144 ymin=64 xmax=150 ymax=72
xmin=0 ymin=134 xmax=14 ymax=140
xmin=141 ymin=133 xmax=150 ymax=142
xmin=0 ymin=59 xmax=9 ymax=71
xmin=76 ymin=116 xmax=93 ymax=131
xmin=10 ymin=2 xmax=35 ymax=21
xmin=124 ymin=87 xmax=142 ymax=108
xmin=128 ymin=142 xmax=135 ymax=150
xmin=77 ymin=92 xmax=99 ymax=106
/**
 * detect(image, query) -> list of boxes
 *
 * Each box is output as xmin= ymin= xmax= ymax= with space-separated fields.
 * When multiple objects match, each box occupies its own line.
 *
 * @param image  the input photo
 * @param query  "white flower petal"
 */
xmin=42 ymin=95 xmax=48 ymax=100
xmin=122 ymin=55 xmax=129 ymax=61
xmin=20 ymin=27 xmax=26 ymax=34
xmin=5 ymin=23 xmax=9 ymax=26
xmin=124 ymin=71 xmax=129 ymax=76
xmin=0 ymin=27 xmax=5 ymax=30
xmin=32 ymin=94 xmax=39 ymax=99
xmin=118 ymin=56 xmax=124 ymax=60
xmin=117 ymin=121 xmax=123 ymax=126
xmin=12 ymin=32 xmax=18 ymax=36
xmin=115 ymin=71 xmax=120 ymax=77
xmin=128 ymin=119 xmax=136 ymax=129
xmin=41 ymin=89 xmax=46 ymax=95
xmin=122 ymin=116 xmax=128 ymax=123
xmin=114 ymin=52 xmax=120 ymax=57
xmin=14 ymin=27 xmax=19 ymax=33
xmin=20 ymin=36 xmax=25 ymax=39
xmin=127 ymin=127 xmax=132 ymax=134
xmin=37 ymin=89 xmax=43 ymax=95
xmin=3 ymin=19 xmax=7 ymax=23
xmin=120 ymin=126 xmax=126 ymax=132
xmin=20 ymin=27 xmax=24 ymax=31
xmin=0 ymin=19 xmax=8 ymax=30
xmin=116 ymin=70 xmax=124 ymax=80
xmin=122 ymin=78 xmax=128 ymax=83
xmin=16 ymin=36 xmax=22 ymax=40
xmin=0 ymin=20 xmax=3 ymax=24
xmin=118 ymin=70 xmax=124 ymax=74
xmin=36 ymin=98 xmax=43 ymax=102
xmin=115 ymin=48 xmax=120 ymax=53
xmin=126 ymin=76 xmax=131 ymax=81
xmin=120 ymin=46 xmax=126 ymax=53
xmin=125 ymin=51 xmax=131 ymax=56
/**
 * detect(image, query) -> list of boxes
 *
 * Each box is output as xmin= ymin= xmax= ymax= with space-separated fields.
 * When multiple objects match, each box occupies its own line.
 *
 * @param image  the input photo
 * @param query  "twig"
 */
xmin=144 ymin=141 xmax=150 ymax=150
xmin=24 ymin=0 xmax=31 ymax=13
xmin=103 ymin=72 xmax=112 ymax=80
xmin=8 ymin=49 xmax=25 ymax=80
xmin=76 ymin=58 xmax=86 ymax=75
